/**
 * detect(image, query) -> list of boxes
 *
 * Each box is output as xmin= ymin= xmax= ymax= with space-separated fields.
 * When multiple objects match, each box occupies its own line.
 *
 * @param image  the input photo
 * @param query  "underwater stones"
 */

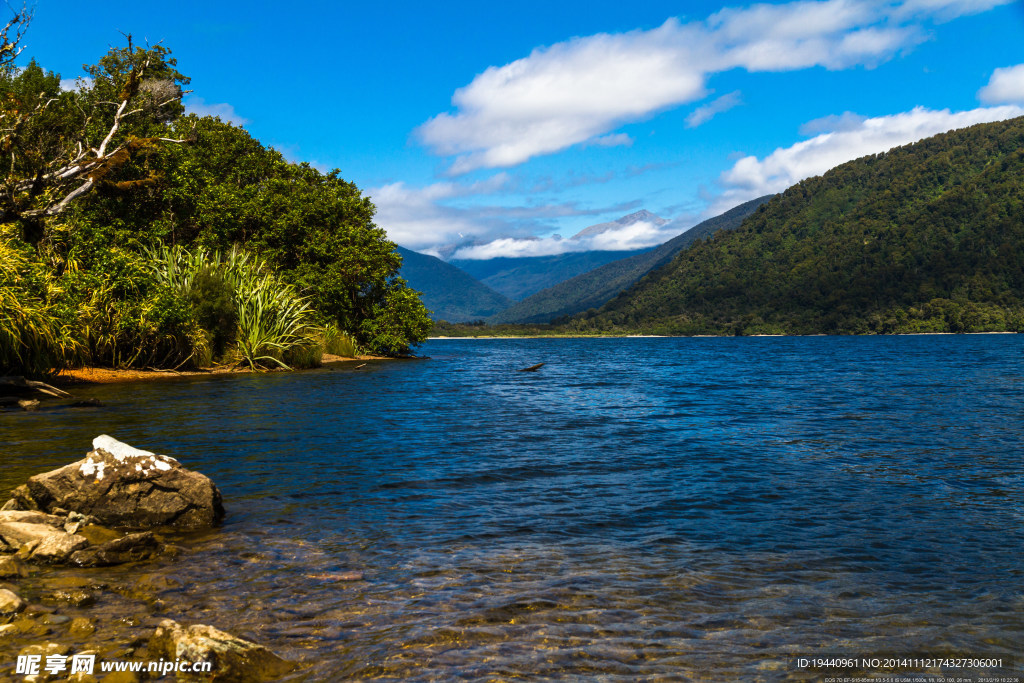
xmin=43 ymin=589 xmax=96 ymax=608
xmin=67 ymin=617 xmax=96 ymax=638
xmin=69 ymin=532 xmax=160 ymax=568
xmin=0 ymin=587 xmax=26 ymax=614
xmin=149 ymin=619 xmax=295 ymax=682
xmin=0 ymin=555 xmax=28 ymax=578
xmin=13 ymin=435 xmax=224 ymax=530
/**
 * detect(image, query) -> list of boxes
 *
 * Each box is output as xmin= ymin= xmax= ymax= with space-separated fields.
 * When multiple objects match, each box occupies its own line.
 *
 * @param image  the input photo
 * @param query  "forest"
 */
xmin=0 ymin=15 xmax=430 ymax=377
xmin=567 ymin=116 xmax=1024 ymax=336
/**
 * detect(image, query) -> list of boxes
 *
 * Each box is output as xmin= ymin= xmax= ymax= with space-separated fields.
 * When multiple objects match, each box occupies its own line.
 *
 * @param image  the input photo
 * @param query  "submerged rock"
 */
xmin=149 ymin=619 xmax=295 ymax=681
xmin=0 ymin=555 xmax=27 ymax=578
xmin=9 ymin=435 xmax=224 ymax=529
xmin=70 ymin=532 xmax=160 ymax=567
xmin=0 ymin=587 xmax=25 ymax=614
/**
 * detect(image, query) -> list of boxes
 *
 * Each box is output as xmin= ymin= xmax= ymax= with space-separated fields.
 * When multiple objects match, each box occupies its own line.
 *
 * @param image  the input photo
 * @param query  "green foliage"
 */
xmin=146 ymin=244 xmax=322 ymax=371
xmin=66 ymin=115 xmax=430 ymax=355
xmin=321 ymin=323 xmax=359 ymax=357
xmin=188 ymin=266 xmax=237 ymax=361
xmin=0 ymin=234 xmax=80 ymax=376
xmin=0 ymin=37 xmax=190 ymax=242
xmin=0 ymin=33 xmax=430 ymax=370
xmin=360 ymin=283 xmax=433 ymax=355
xmin=52 ymin=246 xmax=207 ymax=369
xmin=573 ymin=117 xmax=1024 ymax=336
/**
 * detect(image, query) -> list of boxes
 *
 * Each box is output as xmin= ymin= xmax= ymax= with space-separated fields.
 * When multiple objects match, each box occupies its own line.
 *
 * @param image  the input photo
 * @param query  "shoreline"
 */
xmin=51 ymin=354 xmax=388 ymax=386
xmin=428 ymin=331 xmax=1020 ymax=340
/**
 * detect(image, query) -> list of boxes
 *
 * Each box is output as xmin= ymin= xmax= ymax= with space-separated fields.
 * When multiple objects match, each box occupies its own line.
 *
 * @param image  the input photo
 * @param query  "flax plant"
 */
xmin=146 ymin=244 xmax=324 ymax=371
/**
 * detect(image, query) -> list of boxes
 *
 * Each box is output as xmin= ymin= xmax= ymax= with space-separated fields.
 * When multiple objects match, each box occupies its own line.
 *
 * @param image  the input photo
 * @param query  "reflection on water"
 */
xmin=2 ymin=335 xmax=1023 ymax=680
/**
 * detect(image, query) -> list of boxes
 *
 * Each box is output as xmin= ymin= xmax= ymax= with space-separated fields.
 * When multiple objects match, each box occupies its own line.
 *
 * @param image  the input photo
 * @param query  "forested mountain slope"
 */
xmin=451 ymin=249 xmax=650 ymax=301
xmin=397 ymin=247 xmax=513 ymax=321
xmin=490 ymin=196 xmax=772 ymax=323
xmin=571 ymin=117 xmax=1024 ymax=335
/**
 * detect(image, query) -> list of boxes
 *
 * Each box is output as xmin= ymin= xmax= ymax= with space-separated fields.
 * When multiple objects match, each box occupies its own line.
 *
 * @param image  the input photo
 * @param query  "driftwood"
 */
xmin=518 ymin=363 xmax=545 ymax=372
xmin=0 ymin=376 xmax=73 ymax=399
xmin=354 ymin=363 xmax=367 ymax=369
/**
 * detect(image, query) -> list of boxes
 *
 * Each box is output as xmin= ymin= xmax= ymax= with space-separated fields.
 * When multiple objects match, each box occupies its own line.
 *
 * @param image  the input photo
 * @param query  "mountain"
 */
xmin=572 ymin=117 xmax=1024 ymax=335
xmin=489 ymin=197 xmax=772 ymax=323
xmin=396 ymin=246 xmax=513 ymax=322
xmin=450 ymin=249 xmax=651 ymax=301
xmin=570 ymin=209 xmax=668 ymax=239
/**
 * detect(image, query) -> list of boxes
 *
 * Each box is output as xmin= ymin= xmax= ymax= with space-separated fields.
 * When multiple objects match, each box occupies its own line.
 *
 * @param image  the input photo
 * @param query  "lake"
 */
xmin=2 ymin=335 xmax=1023 ymax=680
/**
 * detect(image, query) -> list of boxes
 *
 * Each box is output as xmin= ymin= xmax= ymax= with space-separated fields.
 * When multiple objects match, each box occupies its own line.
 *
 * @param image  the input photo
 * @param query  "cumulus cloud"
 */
xmin=978 ymin=64 xmax=1024 ymax=104
xmin=710 ymin=104 xmax=1024 ymax=214
xmin=416 ymin=0 xmax=998 ymax=173
xmin=686 ymin=91 xmax=743 ymax=127
xmin=370 ymin=174 xmax=514 ymax=249
xmin=184 ymin=97 xmax=250 ymax=126
xmin=370 ymin=174 xmax=643 ymax=253
xmin=450 ymin=220 xmax=681 ymax=259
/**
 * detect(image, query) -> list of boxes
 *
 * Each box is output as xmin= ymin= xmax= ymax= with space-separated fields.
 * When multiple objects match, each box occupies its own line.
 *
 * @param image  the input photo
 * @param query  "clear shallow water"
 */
xmin=2 ymin=335 xmax=1023 ymax=680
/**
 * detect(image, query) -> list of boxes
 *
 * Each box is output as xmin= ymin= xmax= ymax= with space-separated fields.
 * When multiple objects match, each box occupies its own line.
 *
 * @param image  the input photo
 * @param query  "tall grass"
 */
xmin=321 ymin=323 xmax=359 ymax=357
xmin=146 ymin=244 xmax=324 ymax=371
xmin=0 ymin=239 xmax=81 ymax=376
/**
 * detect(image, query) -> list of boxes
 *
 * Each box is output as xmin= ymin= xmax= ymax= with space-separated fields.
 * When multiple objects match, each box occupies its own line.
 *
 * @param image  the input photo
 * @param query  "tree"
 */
xmin=0 ymin=13 xmax=192 ymax=243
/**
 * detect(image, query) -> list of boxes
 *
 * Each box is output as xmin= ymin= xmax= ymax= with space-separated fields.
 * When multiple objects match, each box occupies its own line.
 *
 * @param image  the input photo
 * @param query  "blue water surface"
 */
xmin=2 ymin=335 xmax=1023 ymax=680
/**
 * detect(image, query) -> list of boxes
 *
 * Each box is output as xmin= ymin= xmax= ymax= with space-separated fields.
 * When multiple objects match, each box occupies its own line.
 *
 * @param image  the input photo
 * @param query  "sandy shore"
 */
xmin=52 ymin=354 xmax=387 ymax=386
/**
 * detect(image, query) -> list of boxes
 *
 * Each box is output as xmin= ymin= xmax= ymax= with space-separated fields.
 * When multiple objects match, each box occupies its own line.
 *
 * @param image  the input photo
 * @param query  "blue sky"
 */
xmin=24 ymin=0 xmax=1024 ymax=258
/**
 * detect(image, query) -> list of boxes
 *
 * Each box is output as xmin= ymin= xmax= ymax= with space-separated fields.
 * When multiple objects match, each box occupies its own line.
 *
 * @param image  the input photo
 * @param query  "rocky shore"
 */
xmin=0 ymin=436 xmax=293 ymax=681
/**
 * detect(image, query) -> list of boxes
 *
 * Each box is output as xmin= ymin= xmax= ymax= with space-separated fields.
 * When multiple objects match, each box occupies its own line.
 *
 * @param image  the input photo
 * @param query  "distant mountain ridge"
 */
xmin=450 ymin=249 xmax=652 ymax=301
xmin=396 ymin=247 xmax=513 ymax=322
xmin=571 ymin=209 xmax=668 ymax=239
xmin=489 ymin=196 xmax=773 ymax=323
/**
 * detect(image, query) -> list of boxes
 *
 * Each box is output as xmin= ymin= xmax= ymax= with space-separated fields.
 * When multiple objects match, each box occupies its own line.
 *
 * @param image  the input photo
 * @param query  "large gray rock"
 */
xmin=149 ymin=619 xmax=294 ymax=681
xmin=12 ymin=436 xmax=223 ymax=529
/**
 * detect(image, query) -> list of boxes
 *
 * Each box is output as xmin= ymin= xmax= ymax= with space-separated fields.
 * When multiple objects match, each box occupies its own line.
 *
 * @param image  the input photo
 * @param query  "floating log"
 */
xmin=518 ymin=363 xmax=545 ymax=372
xmin=354 ymin=363 xmax=367 ymax=369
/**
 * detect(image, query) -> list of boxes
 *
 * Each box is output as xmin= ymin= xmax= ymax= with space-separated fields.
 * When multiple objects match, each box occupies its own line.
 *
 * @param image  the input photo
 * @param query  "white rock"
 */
xmin=92 ymin=434 xmax=155 ymax=461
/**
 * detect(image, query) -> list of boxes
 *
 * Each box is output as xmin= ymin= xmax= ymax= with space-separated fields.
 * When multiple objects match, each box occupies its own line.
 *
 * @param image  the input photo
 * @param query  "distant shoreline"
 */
xmin=427 ymin=331 xmax=1020 ymax=340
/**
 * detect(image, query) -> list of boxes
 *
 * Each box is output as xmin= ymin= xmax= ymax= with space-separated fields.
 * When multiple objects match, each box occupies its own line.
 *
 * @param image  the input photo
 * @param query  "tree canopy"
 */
xmin=0 ymin=15 xmax=429 ymax=375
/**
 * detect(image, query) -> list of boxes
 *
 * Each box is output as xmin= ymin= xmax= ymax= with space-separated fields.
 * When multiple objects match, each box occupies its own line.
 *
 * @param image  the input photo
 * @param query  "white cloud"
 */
xmin=416 ymin=0 xmax=997 ymax=173
xmin=978 ymin=64 xmax=1024 ymax=104
xmin=798 ymin=111 xmax=869 ymax=135
xmin=184 ymin=97 xmax=250 ymax=126
xmin=711 ymin=104 xmax=1024 ymax=214
xmin=450 ymin=220 xmax=681 ymax=259
xmin=371 ymin=174 xmax=647 ymax=253
xmin=892 ymin=0 xmax=1016 ymax=21
xmin=370 ymin=175 xmax=513 ymax=249
xmin=686 ymin=90 xmax=743 ymax=127
xmin=59 ymin=76 xmax=93 ymax=92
